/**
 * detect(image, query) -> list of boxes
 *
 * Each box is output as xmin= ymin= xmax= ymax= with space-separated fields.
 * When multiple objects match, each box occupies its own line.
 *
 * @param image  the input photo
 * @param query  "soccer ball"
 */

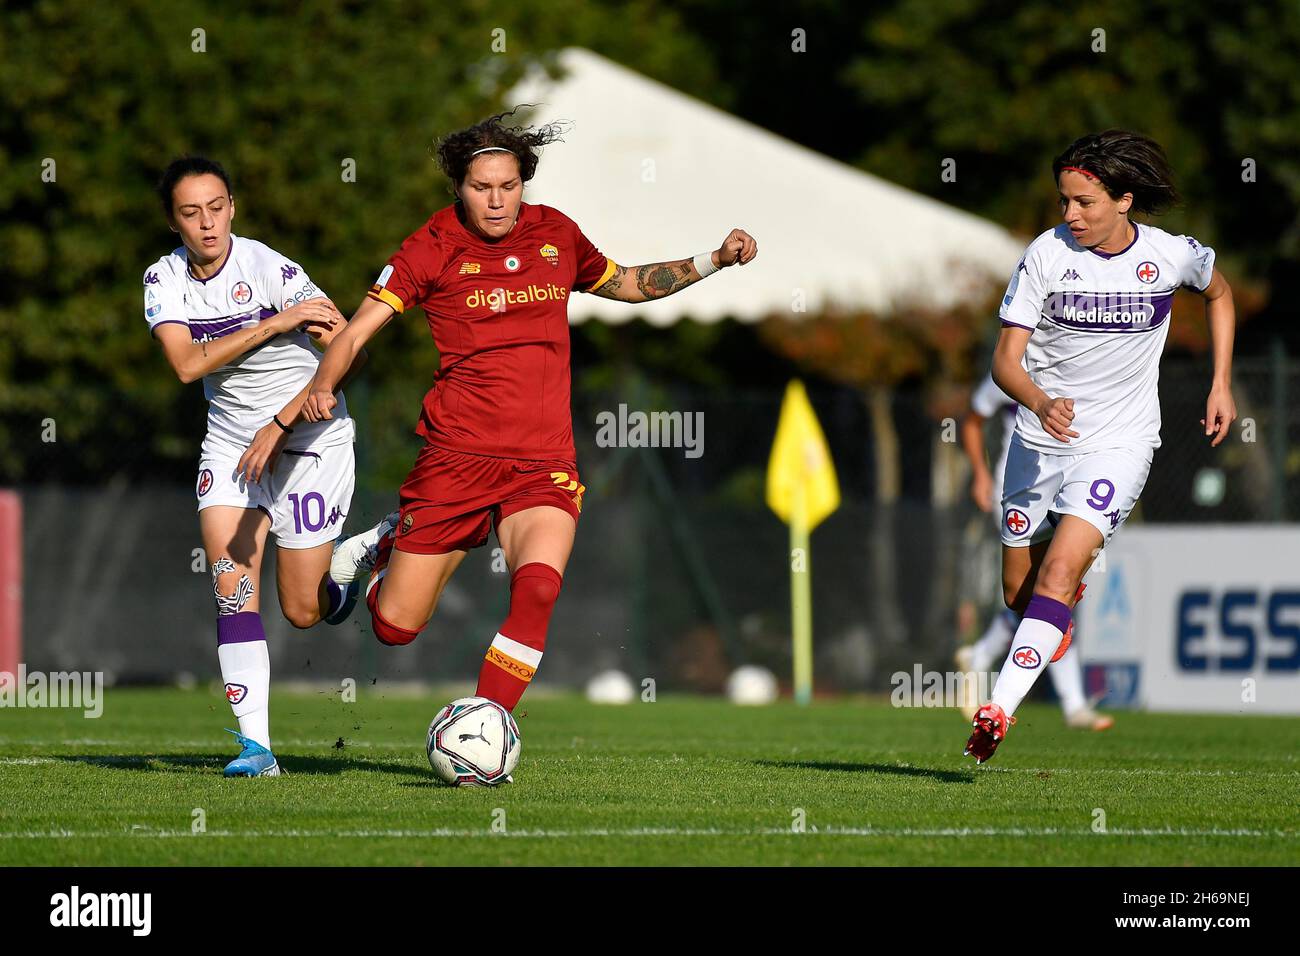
xmin=426 ymin=697 xmax=521 ymax=787
xmin=585 ymin=669 xmax=635 ymax=704
xmin=726 ymin=665 xmax=778 ymax=705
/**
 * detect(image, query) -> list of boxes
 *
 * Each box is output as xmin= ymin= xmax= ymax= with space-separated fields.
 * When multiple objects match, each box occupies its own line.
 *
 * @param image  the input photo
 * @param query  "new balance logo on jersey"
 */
xmin=1060 ymin=268 xmax=1082 ymax=281
xmin=281 ymin=264 xmax=299 ymax=283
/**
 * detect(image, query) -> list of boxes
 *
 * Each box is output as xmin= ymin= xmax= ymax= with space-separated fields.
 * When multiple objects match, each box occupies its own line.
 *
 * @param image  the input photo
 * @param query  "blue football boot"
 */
xmin=222 ymin=729 xmax=282 ymax=777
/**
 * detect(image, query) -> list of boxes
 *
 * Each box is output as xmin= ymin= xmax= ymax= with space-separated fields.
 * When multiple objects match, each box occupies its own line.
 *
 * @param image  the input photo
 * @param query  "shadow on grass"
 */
xmin=53 ymin=753 xmax=429 ymax=778
xmin=754 ymin=759 xmax=973 ymax=784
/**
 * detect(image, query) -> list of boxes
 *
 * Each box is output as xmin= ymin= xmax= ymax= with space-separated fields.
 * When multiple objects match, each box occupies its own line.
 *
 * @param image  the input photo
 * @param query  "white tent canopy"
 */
xmin=509 ymin=48 xmax=1026 ymax=327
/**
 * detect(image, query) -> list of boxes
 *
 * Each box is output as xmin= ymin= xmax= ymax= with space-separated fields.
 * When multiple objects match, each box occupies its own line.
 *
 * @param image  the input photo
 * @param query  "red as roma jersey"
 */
xmin=367 ymin=202 xmax=615 ymax=460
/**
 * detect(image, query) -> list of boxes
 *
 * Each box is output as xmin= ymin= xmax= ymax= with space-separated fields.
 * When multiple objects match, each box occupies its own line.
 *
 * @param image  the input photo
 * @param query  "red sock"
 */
xmin=476 ymin=562 xmax=562 ymax=710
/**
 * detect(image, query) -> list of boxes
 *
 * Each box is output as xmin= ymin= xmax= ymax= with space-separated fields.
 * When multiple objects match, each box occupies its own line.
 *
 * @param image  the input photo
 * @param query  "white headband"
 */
xmin=471 ymin=147 xmax=513 ymax=156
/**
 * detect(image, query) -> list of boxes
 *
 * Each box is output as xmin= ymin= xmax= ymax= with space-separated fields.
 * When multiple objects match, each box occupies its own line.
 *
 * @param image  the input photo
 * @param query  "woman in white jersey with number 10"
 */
xmin=964 ymin=130 xmax=1237 ymax=763
xmin=145 ymin=156 xmax=386 ymax=777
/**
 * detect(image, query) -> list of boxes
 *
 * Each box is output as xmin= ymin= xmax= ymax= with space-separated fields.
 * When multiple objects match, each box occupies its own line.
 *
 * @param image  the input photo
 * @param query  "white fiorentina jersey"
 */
xmin=143 ymin=235 xmax=353 ymax=449
xmin=970 ymin=371 xmax=1016 ymax=480
xmin=999 ymin=222 xmax=1215 ymax=454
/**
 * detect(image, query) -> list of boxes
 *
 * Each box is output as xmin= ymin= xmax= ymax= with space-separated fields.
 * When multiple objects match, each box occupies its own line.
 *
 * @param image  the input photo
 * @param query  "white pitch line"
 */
xmin=0 ymin=826 xmax=1294 ymax=840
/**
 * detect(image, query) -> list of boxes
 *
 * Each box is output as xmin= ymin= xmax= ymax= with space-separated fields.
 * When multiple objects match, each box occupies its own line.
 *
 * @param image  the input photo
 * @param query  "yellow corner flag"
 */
xmin=765 ymin=380 xmax=840 ymax=705
xmin=766 ymin=380 xmax=840 ymax=529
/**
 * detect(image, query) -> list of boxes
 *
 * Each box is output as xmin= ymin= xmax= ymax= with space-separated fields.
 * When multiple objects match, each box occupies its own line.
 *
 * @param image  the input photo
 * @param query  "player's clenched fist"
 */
xmin=302 ymin=388 xmax=337 ymax=422
xmin=716 ymin=228 xmax=758 ymax=267
xmin=1036 ymin=396 xmax=1080 ymax=443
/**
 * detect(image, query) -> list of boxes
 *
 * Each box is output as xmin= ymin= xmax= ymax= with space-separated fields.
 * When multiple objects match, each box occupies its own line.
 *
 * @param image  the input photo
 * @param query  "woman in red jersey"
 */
xmin=304 ymin=111 xmax=756 ymax=714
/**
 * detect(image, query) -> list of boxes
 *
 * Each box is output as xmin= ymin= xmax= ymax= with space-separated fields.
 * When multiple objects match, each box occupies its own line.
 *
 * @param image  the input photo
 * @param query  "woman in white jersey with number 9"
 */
xmin=964 ymin=130 xmax=1237 ymax=763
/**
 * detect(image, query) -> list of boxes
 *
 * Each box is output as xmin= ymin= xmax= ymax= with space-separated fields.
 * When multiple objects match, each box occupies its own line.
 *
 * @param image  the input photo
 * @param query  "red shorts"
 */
xmin=395 ymin=444 xmax=585 ymax=554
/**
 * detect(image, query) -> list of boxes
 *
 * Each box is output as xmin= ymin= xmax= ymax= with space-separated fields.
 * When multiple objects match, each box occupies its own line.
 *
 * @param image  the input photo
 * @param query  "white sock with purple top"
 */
xmin=990 ymin=594 xmax=1071 ymax=718
xmin=217 ymin=611 xmax=271 ymax=749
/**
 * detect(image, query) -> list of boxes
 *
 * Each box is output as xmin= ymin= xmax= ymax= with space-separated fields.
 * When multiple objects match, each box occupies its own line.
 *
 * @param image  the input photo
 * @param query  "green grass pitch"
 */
xmin=1 ymin=688 xmax=1297 ymax=866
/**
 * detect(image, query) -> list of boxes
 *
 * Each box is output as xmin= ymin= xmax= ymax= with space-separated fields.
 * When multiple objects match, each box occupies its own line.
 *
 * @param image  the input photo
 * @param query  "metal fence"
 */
xmin=15 ymin=352 xmax=1297 ymax=692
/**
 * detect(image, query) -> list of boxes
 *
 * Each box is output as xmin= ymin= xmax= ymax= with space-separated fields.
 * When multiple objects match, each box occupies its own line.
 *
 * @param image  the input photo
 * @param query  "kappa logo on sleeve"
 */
xmin=280 ymin=264 xmax=299 ymax=283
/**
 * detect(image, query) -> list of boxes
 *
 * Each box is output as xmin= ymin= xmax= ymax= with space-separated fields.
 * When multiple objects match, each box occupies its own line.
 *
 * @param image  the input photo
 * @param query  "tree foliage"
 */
xmin=0 ymin=0 xmax=720 ymax=483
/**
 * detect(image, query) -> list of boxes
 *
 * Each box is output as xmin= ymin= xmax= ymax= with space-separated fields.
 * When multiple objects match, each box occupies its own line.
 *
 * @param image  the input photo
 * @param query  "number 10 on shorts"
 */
xmin=288 ymin=491 xmax=328 ymax=534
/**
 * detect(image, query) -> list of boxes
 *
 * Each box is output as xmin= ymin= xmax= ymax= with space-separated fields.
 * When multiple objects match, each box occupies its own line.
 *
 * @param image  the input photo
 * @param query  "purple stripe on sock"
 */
xmin=324 ymin=577 xmax=343 ymax=618
xmin=217 ymin=611 xmax=266 ymax=646
xmin=1024 ymin=594 xmax=1071 ymax=634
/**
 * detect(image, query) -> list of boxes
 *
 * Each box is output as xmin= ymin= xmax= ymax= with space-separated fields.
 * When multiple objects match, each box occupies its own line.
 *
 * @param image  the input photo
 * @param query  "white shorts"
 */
xmin=196 ymin=432 xmax=356 ymax=549
xmin=999 ymin=435 xmax=1152 ymax=547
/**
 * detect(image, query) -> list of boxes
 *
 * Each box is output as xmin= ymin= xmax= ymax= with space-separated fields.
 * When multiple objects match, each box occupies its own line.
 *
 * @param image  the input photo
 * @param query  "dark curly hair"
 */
xmin=1052 ymin=130 xmax=1179 ymax=216
xmin=433 ymin=106 xmax=568 ymax=196
xmin=156 ymin=155 xmax=232 ymax=219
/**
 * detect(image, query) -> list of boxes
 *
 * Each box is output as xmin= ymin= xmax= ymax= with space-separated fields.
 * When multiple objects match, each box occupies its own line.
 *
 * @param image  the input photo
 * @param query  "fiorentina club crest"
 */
xmin=231 ymin=281 xmax=253 ymax=305
xmin=1135 ymin=261 xmax=1159 ymax=284
xmin=197 ymin=468 xmax=213 ymax=497
xmin=1004 ymin=507 xmax=1030 ymax=537
xmin=225 ymin=683 xmax=248 ymax=704
xmin=1012 ymin=646 xmax=1041 ymax=669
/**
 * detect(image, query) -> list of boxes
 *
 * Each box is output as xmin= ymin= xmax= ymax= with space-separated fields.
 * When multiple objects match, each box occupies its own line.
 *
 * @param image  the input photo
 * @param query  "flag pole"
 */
xmin=791 ymin=482 xmax=813 ymax=705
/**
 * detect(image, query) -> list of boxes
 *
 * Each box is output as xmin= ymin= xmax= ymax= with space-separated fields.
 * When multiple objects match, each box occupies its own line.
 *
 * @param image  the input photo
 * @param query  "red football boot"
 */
xmin=964 ymin=702 xmax=1015 ymax=764
xmin=1050 ymin=582 xmax=1088 ymax=663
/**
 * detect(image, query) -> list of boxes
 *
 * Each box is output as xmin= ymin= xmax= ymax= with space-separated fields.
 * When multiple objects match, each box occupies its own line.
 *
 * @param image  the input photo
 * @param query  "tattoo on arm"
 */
xmin=592 ymin=259 xmax=698 ymax=302
xmin=636 ymin=261 xmax=694 ymax=299
xmin=591 ymin=264 xmax=630 ymax=300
